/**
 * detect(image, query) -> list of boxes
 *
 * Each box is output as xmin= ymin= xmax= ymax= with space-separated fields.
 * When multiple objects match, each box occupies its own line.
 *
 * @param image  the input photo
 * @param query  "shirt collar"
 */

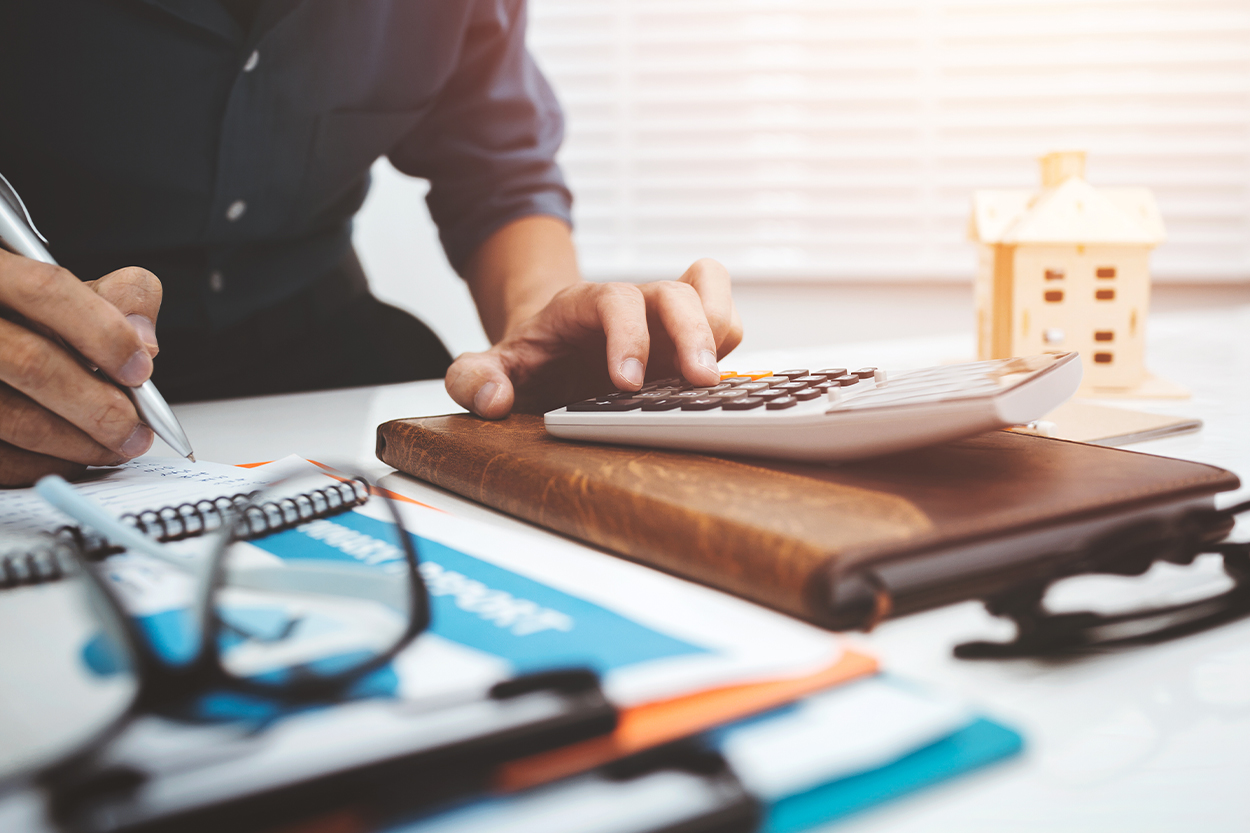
xmin=135 ymin=0 xmax=241 ymax=42
xmin=134 ymin=0 xmax=306 ymax=44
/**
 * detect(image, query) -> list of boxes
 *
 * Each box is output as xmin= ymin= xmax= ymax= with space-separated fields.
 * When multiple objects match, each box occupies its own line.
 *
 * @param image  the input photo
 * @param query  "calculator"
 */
xmin=544 ymin=353 xmax=1082 ymax=462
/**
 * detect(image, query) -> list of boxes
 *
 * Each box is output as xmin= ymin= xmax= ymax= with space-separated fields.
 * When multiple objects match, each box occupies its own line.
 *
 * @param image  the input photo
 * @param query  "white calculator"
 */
xmin=544 ymin=353 xmax=1082 ymax=462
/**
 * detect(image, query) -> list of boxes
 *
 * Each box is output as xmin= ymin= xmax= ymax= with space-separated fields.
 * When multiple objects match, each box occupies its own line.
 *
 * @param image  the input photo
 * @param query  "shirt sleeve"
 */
xmin=388 ymin=0 xmax=572 ymax=276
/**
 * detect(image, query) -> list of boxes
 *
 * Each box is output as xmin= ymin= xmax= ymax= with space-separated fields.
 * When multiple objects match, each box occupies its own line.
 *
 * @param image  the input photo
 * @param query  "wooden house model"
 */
xmin=968 ymin=151 xmax=1169 ymax=394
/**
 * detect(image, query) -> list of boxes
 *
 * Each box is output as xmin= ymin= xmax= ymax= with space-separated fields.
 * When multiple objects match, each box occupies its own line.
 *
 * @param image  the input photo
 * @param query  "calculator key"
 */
xmin=791 ymin=375 xmax=828 ymax=385
xmin=671 ymin=390 xmax=706 ymax=398
xmin=718 ymin=371 xmax=739 ymax=380
xmin=776 ymin=369 xmax=809 ymax=379
xmin=720 ymin=376 xmax=754 ymax=385
xmin=773 ymin=381 xmax=807 ymax=391
xmin=635 ymin=391 xmax=673 ymax=399
xmin=754 ymin=388 xmax=788 ymax=399
xmin=811 ymin=381 xmax=839 ymax=392
xmin=815 ymin=368 xmax=847 ymax=377
xmin=680 ymin=397 xmax=722 ymax=411
xmin=645 ymin=377 xmax=682 ymax=389
xmin=852 ymin=368 xmax=877 ymax=379
xmin=830 ymin=375 xmax=860 ymax=386
xmin=739 ymin=371 xmax=774 ymax=379
xmin=711 ymin=389 xmax=750 ymax=398
xmin=722 ymin=396 xmax=765 ymax=410
xmin=640 ymin=398 xmax=683 ymax=411
xmin=567 ymin=398 xmax=644 ymax=411
xmin=792 ymin=388 xmax=822 ymax=401
xmin=735 ymin=381 xmax=770 ymax=392
xmin=756 ymin=376 xmax=790 ymax=385
xmin=765 ymin=396 xmax=798 ymax=410
xmin=594 ymin=391 xmax=632 ymax=401
xmin=693 ymin=383 xmax=733 ymax=393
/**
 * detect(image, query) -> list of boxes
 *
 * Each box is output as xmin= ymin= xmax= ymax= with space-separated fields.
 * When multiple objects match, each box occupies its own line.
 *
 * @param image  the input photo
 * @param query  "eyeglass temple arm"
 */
xmin=36 ymin=476 xmax=200 ymax=571
xmin=956 ymin=502 xmax=1250 ymax=659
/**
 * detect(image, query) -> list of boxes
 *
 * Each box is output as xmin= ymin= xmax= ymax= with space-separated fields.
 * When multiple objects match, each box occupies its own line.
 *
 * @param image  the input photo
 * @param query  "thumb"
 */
xmin=86 ymin=266 xmax=162 ymax=357
xmin=445 ymin=350 xmax=515 ymax=419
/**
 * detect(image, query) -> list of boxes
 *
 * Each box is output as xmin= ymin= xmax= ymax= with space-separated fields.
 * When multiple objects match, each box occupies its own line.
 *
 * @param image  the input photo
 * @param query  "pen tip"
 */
xmin=187 ymin=453 xmax=196 ymax=463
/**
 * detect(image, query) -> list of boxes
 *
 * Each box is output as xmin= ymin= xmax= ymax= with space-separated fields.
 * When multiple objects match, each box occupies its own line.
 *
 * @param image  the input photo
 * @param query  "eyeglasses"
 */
xmin=0 ymin=466 xmax=428 ymax=788
xmin=956 ymin=499 xmax=1250 ymax=658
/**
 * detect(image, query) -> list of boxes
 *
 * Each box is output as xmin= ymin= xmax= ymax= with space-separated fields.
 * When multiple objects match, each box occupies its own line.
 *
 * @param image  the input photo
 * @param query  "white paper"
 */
xmin=720 ymin=677 xmax=972 ymax=800
xmin=0 ymin=457 xmax=272 ymax=536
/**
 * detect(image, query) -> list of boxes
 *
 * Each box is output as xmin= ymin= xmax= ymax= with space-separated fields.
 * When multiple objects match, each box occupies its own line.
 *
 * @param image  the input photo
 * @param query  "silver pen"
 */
xmin=0 ymin=173 xmax=195 ymax=461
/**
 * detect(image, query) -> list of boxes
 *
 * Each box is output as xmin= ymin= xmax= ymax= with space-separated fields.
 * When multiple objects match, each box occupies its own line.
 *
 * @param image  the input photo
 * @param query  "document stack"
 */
xmin=0 ymin=456 xmax=1022 ymax=833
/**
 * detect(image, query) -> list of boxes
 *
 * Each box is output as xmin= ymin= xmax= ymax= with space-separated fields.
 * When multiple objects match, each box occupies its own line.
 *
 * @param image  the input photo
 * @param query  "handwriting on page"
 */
xmin=0 ymin=458 xmax=266 ymax=536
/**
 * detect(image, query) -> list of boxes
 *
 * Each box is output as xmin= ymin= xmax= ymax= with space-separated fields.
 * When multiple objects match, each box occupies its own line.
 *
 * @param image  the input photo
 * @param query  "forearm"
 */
xmin=462 ymin=214 xmax=581 ymax=343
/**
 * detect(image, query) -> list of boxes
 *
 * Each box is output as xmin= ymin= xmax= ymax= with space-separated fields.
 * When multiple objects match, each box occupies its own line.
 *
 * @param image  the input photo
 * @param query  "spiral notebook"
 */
xmin=0 ymin=456 xmax=368 ymax=588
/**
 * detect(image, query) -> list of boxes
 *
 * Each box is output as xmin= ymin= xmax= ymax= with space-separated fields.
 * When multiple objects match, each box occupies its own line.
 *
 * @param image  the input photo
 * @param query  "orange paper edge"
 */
xmin=236 ymin=460 xmax=444 ymax=512
xmin=494 ymin=647 xmax=878 ymax=792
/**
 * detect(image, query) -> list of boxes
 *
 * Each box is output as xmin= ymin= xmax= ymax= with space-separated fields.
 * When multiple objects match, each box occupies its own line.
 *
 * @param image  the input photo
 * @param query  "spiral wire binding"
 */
xmin=2 ymin=477 xmax=372 ymax=584
xmin=0 ymin=533 xmax=80 ymax=589
xmin=118 ymin=476 xmax=370 ymax=545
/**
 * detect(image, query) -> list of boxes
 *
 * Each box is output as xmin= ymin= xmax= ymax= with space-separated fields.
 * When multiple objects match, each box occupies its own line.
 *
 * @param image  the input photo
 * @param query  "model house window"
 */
xmin=1044 ymin=328 xmax=1064 ymax=344
xmin=1094 ymin=352 xmax=1114 ymax=364
xmin=1044 ymin=290 xmax=1064 ymax=302
xmin=1094 ymin=330 xmax=1115 ymax=342
xmin=1095 ymin=289 xmax=1116 ymax=301
xmin=1045 ymin=269 xmax=1065 ymax=281
xmin=1096 ymin=267 xmax=1117 ymax=279
xmin=528 ymin=1 xmax=1250 ymax=282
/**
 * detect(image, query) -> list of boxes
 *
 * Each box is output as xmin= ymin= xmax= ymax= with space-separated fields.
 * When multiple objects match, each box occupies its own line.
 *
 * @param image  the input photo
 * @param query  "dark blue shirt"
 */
xmin=0 ymin=0 xmax=571 ymax=329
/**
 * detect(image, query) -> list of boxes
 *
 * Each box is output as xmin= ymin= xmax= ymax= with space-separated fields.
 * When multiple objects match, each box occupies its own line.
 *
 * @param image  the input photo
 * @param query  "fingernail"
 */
xmin=620 ymin=358 xmax=645 ymax=388
xmin=126 ymin=314 xmax=158 ymax=350
xmin=698 ymin=350 xmax=719 ymax=375
xmin=117 ymin=349 xmax=153 ymax=386
xmin=121 ymin=424 xmax=153 ymax=459
xmin=473 ymin=382 xmax=500 ymax=415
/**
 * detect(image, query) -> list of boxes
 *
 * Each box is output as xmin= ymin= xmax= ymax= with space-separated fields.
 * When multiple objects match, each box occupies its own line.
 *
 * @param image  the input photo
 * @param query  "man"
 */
xmin=0 ymin=0 xmax=741 ymax=487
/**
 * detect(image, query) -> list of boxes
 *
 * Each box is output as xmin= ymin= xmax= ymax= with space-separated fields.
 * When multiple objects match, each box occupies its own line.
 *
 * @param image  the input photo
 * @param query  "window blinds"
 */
xmin=526 ymin=0 xmax=1250 ymax=282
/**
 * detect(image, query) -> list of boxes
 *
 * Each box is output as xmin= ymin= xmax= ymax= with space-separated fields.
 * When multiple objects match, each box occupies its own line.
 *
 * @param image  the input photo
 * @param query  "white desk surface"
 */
xmin=153 ymin=300 xmax=1250 ymax=833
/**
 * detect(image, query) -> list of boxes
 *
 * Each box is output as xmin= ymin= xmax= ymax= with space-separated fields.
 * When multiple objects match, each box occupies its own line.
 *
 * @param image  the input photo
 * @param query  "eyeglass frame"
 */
xmin=25 ymin=467 xmax=430 ymax=786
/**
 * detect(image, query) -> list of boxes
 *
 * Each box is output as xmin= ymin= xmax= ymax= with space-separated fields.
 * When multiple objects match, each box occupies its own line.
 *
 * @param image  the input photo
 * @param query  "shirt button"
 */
xmin=243 ymin=50 xmax=260 ymax=73
xmin=208 ymin=270 xmax=225 ymax=293
xmin=225 ymin=200 xmax=247 ymax=222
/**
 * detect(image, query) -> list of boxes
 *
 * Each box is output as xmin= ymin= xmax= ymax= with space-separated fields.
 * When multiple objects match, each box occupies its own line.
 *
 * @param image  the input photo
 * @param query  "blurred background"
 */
xmin=353 ymin=0 xmax=1250 ymax=359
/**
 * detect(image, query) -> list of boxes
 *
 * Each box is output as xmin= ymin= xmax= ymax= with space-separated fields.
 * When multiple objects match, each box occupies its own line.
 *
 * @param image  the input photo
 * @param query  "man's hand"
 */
xmin=0 ymin=249 xmax=162 ymax=487
xmin=448 ymin=242 xmax=742 ymax=418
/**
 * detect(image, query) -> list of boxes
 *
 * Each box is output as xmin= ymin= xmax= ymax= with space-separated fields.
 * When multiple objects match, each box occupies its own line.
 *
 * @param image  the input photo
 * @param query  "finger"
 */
xmin=678 ymin=258 xmax=743 ymax=357
xmin=85 ymin=266 xmax=163 ymax=357
xmin=641 ymin=281 xmax=720 ymax=387
xmin=445 ymin=351 xmax=515 ymax=419
xmin=0 ymin=251 xmax=153 ymax=386
xmin=0 ymin=318 xmax=154 ymax=459
xmin=0 ymin=383 xmax=124 ymax=466
xmin=0 ymin=440 xmax=88 ymax=489
xmin=589 ymin=283 xmax=649 ymax=390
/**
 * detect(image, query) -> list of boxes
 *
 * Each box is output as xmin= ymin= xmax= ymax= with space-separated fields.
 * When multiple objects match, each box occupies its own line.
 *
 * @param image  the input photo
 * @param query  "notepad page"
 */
xmin=0 ymin=458 xmax=271 ymax=536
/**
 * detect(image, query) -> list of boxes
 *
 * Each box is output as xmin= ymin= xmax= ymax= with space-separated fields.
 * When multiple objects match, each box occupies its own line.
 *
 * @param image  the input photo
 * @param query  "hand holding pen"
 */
xmin=0 ymin=173 xmax=194 ymax=487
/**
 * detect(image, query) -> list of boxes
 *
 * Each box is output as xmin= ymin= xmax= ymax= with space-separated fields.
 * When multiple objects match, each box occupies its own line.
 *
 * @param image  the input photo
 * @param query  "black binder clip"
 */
xmin=956 ymin=500 xmax=1250 ymax=659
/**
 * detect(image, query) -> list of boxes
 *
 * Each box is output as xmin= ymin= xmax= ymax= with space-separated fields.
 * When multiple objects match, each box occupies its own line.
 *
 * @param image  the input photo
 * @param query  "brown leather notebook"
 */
xmin=376 ymin=414 xmax=1239 ymax=631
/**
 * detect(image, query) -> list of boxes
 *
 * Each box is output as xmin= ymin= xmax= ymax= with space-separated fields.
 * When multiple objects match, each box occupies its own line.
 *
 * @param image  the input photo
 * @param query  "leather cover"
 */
xmin=376 ymin=414 xmax=1239 ymax=630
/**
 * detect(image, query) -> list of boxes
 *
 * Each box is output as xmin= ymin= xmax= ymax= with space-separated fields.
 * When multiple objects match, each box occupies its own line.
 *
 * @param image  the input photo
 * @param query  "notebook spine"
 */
xmin=115 ymin=476 xmax=370 ymax=547
xmin=0 ymin=533 xmax=81 ymax=589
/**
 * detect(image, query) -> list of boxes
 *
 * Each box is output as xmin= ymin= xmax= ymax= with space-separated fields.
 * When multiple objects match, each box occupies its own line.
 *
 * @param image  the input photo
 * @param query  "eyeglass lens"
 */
xmin=209 ymin=474 xmax=420 ymax=687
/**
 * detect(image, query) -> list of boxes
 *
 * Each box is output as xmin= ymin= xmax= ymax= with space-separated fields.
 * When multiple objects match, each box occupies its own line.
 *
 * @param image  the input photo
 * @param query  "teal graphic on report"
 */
xmin=251 ymin=512 xmax=709 ymax=675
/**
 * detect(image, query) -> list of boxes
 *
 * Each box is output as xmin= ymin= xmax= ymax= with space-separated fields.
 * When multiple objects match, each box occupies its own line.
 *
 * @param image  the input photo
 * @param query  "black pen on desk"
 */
xmin=0 ymin=174 xmax=196 ymax=462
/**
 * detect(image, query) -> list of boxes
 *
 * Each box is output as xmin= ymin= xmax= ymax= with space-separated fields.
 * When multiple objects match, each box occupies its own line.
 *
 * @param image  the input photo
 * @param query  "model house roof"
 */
xmin=968 ymin=159 xmax=1165 ymax=246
